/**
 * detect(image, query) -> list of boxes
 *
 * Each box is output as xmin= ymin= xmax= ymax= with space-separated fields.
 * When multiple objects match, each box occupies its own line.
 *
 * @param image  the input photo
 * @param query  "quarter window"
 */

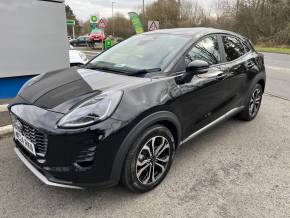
xmin=222 ymin=36 xmax=245 ymax=61
xmin=185 ymin=35 xmax=221 ymax=65
xmin=243 ymin=41 xmax=251 ymax=53
xmin=243 ymin=39 xmax=255 ymax=53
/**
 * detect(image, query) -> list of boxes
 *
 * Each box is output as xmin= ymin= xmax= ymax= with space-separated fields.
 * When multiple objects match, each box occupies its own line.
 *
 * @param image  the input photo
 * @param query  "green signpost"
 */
xmin=90 ymin=15 xmax=98 ymax=24
xmin=89 ymin=15 xmax=99 ymax=32
xmin=66 ymin=19 xmax=76 ymax=39
xmin=66 ymin=19 xmax=76 ymax=26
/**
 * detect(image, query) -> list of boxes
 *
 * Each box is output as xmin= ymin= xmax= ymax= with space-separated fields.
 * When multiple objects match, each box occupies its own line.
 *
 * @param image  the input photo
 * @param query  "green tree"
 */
xmin=105 ymin=13 xmax=135 ymax=38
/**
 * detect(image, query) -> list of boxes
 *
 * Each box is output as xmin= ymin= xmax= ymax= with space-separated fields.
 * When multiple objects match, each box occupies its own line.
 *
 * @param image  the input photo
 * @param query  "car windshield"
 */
xmin=91 ymin=28 xmax=102 ymax=34
xmin=87 ymin=34 xmax=191 ymax=76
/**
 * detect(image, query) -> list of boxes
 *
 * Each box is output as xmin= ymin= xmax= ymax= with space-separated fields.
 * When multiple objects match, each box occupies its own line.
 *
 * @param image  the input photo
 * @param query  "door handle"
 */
xmin=246 ymin=62 xmax=255 ymax=69
xmin=216 ymin=73 xmax=226 ymax=80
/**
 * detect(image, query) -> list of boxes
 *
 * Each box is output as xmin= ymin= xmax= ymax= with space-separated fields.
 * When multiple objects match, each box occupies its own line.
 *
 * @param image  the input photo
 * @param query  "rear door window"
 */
xmin=222 ymin=36 xmax=246 ymax=61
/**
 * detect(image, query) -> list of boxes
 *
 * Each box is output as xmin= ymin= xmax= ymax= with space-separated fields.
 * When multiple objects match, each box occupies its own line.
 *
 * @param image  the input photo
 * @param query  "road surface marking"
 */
xmin=0 ymin=125 xmax=13 ymax=137
xmin=0 ymin=104 xmax=8 ymax=112
xmin=266 ymin=65 xmax=290 ymax=72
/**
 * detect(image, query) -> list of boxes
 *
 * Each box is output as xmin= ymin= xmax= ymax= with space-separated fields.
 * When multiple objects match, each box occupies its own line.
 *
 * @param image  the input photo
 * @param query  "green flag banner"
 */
xmin=128 ymin=12 xmax=144 ymax=34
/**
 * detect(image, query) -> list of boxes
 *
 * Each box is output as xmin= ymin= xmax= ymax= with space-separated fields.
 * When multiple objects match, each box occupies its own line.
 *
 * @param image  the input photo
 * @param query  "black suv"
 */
xmin=9 ymin=28 xmax=266 ymax=192
xmin=70 ymin=36 xmax=89 ymax=47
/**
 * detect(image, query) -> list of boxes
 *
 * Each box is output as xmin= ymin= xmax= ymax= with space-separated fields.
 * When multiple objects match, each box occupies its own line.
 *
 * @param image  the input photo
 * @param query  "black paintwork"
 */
xmin=9 ymin=28 xmax=266 ymax=188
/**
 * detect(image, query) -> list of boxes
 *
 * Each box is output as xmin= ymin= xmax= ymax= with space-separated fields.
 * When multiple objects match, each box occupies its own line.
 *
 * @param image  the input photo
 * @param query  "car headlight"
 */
xmin=58 ymin=91 xmax=123 ymax=128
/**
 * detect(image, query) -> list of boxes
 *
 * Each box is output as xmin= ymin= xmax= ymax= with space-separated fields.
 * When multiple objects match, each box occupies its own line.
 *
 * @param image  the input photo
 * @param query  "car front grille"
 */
xmin=20 ymin=121 xmax=48 ymax=158
xmin=12 ymin=114 xmax=48 ymax=160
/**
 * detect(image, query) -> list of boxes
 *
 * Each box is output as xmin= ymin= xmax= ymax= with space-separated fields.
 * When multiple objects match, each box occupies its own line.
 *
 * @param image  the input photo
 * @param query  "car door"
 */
xmin=79 ymin=37 xmax=85 ymax=46
xmin=218 ymin=34 xmax=250 ymax=107
xmin=173 ymin=34 xmax=243 ymax=137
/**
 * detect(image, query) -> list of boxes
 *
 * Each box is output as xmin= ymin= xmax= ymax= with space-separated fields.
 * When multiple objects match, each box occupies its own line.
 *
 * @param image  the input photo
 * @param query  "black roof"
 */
xmin=144 ymin=27 xmax=245 ymax=40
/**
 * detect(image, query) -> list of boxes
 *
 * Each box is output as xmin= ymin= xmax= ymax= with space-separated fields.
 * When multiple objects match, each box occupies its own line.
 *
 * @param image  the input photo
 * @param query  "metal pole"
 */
xmin=72 ymin=26 xmax=75 ymax=39
xmin=112 ymin=2 xmax=116 ymax=37
xmin=143 ymin=0 xmax=145 ymax=19
xmin=142 ymin=0 xmax=145 ymax=29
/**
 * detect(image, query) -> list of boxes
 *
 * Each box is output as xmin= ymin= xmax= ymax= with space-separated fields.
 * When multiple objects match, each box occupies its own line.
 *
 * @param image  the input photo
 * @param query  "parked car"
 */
xmin=9 ymin=28 xmax=266 ymax=192
xmin=70 ymin=36 xmax=89 ymax=47
xmin=69 ymin=45 xmax=88 ymax=67
xmin=89 ymin=28 xmax=106 ymax=43
xmin=88 ymin=28 xmax=106 ymax=48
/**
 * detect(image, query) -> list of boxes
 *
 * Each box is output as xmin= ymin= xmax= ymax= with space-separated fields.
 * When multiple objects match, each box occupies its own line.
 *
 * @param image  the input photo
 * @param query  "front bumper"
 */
xmin=15 ymin=147 xmax=83 ymax=189
xmin=10 ymin=104 xmax=129 ymax=188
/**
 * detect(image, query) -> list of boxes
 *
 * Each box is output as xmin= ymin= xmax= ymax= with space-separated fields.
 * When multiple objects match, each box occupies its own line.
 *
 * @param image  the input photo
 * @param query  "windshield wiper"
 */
xmin=86 ymin=65 xmax=129 ymax=74
xmin=130 ymin=68 xmax=162 ymax=75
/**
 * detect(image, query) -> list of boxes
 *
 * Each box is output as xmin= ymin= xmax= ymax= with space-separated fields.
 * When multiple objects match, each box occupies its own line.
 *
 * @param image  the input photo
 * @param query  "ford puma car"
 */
xmin=9 ymin=28 xmax=266 ymax=192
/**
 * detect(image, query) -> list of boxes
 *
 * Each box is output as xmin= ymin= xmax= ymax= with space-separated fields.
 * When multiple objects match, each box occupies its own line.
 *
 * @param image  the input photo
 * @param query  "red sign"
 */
xmin=98 ymin=18 xmax=106 ymax=29
xmin=148 ymin=21 xmax=159 ymax=31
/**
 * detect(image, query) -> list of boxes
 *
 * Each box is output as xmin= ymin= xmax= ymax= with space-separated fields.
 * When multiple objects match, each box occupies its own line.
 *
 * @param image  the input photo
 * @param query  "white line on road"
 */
xmin=82 ymin=51 xmax=101 ymax=54
xmin=0 ymin=104 xmax=8 ymax=112
xmin=0 ymin=125 xmax=13 ymax=137
xmin=266 ymin=65 xmax=290 ymax=72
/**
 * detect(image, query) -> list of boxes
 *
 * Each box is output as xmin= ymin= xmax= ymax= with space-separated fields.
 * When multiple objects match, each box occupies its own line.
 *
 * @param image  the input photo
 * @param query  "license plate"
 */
xmin=14 ymin=128 xmax=36 ymax=156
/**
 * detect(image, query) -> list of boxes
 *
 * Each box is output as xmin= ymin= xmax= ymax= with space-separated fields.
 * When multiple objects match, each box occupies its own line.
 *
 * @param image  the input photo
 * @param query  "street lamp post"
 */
xmin=142 ymin=0 xmax=145 ymax=23
xmin=112 ymin=1 xmax=116 ymax=37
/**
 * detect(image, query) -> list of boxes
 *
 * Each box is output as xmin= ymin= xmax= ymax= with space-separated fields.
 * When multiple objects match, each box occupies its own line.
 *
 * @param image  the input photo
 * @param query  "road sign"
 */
xmin=98 ymin=18 xmax=106 ymax=29
xmin=148 ymin=21 xmax=159 ymax=31
xmin=66 ymin=19 xmax=75 ymax=26
xmin=90 ymin=15 xmax=98 ymax=24
xmin=90 ymin=23 xmax=97 ymax=32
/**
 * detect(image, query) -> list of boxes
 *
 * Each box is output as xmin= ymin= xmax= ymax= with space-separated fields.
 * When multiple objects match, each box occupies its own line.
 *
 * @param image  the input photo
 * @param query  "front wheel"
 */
xmin=122 ymin=125 xmax=175 ymax=193
xmin=238 ymin=83 xmax=263 ymax=121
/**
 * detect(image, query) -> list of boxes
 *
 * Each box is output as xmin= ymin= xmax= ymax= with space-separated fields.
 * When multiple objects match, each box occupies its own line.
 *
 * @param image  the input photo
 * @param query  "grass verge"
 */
xmin=255 ymin=46 xmax=290 ymax=55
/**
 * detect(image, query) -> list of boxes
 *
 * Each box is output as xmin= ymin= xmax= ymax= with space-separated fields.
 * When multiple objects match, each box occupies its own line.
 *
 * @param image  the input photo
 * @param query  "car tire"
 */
xmin=238 ymin=83 xmax=263 ymax=121
xmin=122 ymin=124 xmax=175 ymax=193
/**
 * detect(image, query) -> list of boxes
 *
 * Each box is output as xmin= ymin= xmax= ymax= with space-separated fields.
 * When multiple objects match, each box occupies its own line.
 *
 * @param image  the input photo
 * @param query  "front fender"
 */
xmin=110 ymin=110 xmax=182 ymax=182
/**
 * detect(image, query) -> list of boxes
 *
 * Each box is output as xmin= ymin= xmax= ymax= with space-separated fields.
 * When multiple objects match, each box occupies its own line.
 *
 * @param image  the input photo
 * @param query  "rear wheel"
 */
xmin=238 ymin=83 xmax=263 ymax=121
xmin=122 ymin=125 xmax=175 ymax=193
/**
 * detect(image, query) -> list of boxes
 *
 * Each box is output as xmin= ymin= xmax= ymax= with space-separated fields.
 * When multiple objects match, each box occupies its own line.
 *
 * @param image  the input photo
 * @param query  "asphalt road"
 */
xmin=0 ymin=111 xmax=10 ymax=126
xmin=263 ymin=52 xmax=290 ymax=100
xmin=0 ymin=95 xmax=290 ymax=218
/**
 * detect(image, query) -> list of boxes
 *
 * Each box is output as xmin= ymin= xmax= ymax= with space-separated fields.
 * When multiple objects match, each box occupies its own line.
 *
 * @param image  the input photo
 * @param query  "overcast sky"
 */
xmin=65 ymin=0 xmax=215 ymax=21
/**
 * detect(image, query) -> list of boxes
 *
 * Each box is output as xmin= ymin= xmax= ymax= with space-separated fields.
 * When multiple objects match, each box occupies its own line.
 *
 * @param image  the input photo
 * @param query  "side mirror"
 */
xmin=186 ymin=60 xmax=209 ymax=75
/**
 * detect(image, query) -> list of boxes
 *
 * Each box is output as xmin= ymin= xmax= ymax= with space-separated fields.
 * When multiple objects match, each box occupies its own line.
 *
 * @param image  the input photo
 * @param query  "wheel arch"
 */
xmin=110 ymin=111 xmax=182 ymax=183
xmin=257 ymin=78 xmax=265 ymax=92
xmin=242 ymin=72 xmax=266 ymax=105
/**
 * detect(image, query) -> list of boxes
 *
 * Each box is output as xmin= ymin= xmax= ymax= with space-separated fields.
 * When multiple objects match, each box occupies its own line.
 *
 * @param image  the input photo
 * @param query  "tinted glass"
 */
xmin=89 ymin=34 xmax=191 ymax=74
xmin=222 ymin=36 xmax=245 ymax=61
xmin=242 ymin=39 xmax=254 ymax=53
xmin=243 ymin=41 xmax=251 ymax=52
xmin=185 ymin=35 xmax=221 ymax=65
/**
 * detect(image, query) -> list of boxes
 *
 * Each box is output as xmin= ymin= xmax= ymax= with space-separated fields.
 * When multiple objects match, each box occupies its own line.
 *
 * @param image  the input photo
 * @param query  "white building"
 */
xmin=0 ymin=0 xmax=69 ymax=98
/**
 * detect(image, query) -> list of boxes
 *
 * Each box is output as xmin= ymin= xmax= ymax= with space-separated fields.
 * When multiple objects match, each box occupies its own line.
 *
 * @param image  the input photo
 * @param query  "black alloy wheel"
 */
xmin=238 ymin=83 xmax=263 ymax=121
xmin=122 ymin=125 xmax=175 ymax=193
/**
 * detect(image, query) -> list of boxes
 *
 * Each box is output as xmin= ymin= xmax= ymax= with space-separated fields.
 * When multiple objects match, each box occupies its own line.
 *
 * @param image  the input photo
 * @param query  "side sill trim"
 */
xmin=14 ymin=148 xmax=83 ymax=189
xmin=180 ymin=106 xmax=244 ymax=145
